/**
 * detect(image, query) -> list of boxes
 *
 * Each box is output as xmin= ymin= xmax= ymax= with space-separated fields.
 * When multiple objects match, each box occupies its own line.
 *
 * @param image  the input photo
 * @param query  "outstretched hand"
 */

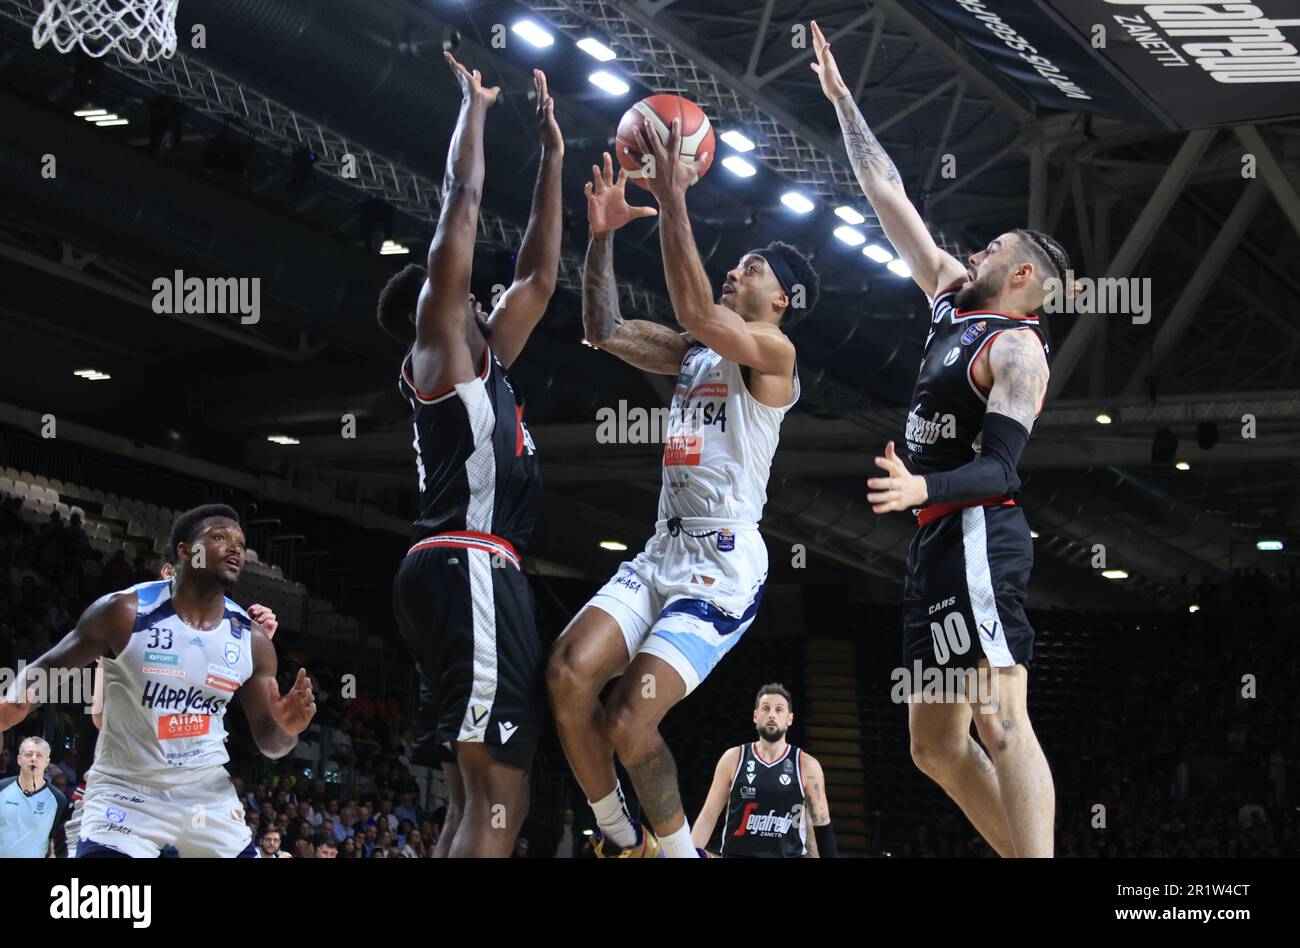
xmin=632 ymin=116 xmax=709 ymax=204
xmin=585 ymin=151 xmax=658 ymax=234
xmin=810 ymin=20 xmax=851 ymax=102
xmin=866 ymin=441 xmax=928 ymax=514
xmin=534 ymin=69 xmax=563 ymax=155
xmin=445 ymin=51 xmax=500 ymax=109
xmin=268 ymin=667 xmax=316 ymax=737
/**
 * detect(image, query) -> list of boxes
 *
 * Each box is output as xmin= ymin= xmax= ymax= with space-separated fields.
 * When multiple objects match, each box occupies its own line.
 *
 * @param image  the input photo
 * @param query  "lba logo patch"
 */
xmin=717 ymin=529 xmax=735 ymax=552
xmin=960 ymin=320 xmax=988 ymax=346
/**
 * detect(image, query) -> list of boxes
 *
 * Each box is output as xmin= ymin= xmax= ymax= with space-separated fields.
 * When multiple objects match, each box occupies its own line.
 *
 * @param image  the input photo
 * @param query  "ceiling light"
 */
xmin=73 ymin=369 xmax=110 ymax=381
xmin=599 ymin=540 xmax=628 ymax=551
xmin=1174 ymin=460 xmax=1190 ymax=471
xmin=380 ymin=240 xmax=410 ymax=256
xmin=1101 ymin=569 xmax=1128 ymax=580
xmin=862 ymin=244 xmax=893 ymax=263
xmin=267 ymin=435 xmax=300 ymax=446
xmin=720 ymin=130 xmax=755 ymax=152
xmin=833 ymin=225 xmax=865 ymax=247
xmin=1029 ymin=530 xmax=1039 ymax=539
xmin=721 ymin=155 xmax=756 ymax=177
xmin=1188 ymin=604 xmax=1200 ymax=613
xmin=511 ymin=20 xmax=554 ymax=48
xmin=1095 ymin=412 xmax=1112 ymax=425
xmin=1256 ymin=539 xmax=1284 ymax=552
xmin=588 ymin=71 xmax=630 ymax=96
xmin=95 ymin=118 xmax=128 ymax=126
xmin=835 ymin=206 xmax=866 ymax=225
xmin=74 ymin=108 xmax=107 ymax=118
xmin=887 ymin=259 xmax=912 ymax=278
xmin=780 ymin=191 xmax=814 ymax=214
xmin=577 ymin=37 xmax=616 ymax=61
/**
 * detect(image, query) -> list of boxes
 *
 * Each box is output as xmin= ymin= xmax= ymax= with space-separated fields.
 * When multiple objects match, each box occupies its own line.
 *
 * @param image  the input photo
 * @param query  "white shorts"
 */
xmin=78 ymin=770 xmax=255 ymax=858
xmin=578 ymin=518 xmax=767 ymax=694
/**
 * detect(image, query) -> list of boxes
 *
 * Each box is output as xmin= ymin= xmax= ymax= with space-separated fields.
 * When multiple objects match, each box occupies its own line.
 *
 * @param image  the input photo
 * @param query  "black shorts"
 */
xmin=903 ymin=503 xmax=1034 ymax=678
xmin=392 ymin=544 xmax=543 ymax=772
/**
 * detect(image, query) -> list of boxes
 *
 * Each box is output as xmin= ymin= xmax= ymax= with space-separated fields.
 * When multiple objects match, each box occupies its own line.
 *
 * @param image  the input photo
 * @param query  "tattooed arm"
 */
xmin=801 ymin=753 xmax=837 ymax=858
xmin=582 ymin=153 xmax=689 ymax=375
xmin=810 ymin=20 xmax=966 ymax=298
xmin=983 ymin=329 xmax=1050 ymax=432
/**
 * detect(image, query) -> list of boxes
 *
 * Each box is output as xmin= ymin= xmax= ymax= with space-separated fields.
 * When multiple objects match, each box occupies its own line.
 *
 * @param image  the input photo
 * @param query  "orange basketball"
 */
xmin=615 ymin=94 xmax=716 ymax=190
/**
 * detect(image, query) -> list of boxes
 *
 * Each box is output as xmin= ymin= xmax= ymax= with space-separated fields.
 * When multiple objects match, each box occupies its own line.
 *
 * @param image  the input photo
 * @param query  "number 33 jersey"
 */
xmin=659 ymin=343 xmax=799 ymax=524
xmin=89 ymin=580 xmax=255 ymax=788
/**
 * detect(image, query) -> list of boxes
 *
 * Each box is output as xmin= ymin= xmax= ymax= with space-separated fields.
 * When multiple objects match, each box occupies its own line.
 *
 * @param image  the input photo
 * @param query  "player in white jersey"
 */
xmin=546 ymin=142 xmax=819 ymax=858
xmin=0 ymin=504 xmax=315 ymax=857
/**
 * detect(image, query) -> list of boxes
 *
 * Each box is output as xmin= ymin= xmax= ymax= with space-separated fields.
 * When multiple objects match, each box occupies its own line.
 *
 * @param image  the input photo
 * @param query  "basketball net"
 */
xmin=33 ymin=0 xmax=179 ymax=63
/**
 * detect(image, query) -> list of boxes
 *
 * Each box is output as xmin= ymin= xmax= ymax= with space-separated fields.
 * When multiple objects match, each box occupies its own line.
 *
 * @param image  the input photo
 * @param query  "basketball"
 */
xmin=615 ymin=94 xmax=716 ymax=189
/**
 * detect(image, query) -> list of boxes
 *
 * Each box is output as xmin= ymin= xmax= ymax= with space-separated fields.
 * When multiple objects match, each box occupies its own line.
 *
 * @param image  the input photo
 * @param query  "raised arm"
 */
xmin=691 ymin=746 xmax=740 ymax=851
xmin=409 ymin=53 xmax=500 ymax=394
xmin=811 ymin=20 xmax=966 ymax=298
xmin=582 ymin=152 xmax=688 ymax=375
xmin=634 ymin=123 xmax=795 ymax=380
xmin=0 ymin=592 xmax=133 ymax=734
xmin=485 ymin=69 xmax=564 ymax=369
xmin=236 ymin=629 xmax=316 ymax=760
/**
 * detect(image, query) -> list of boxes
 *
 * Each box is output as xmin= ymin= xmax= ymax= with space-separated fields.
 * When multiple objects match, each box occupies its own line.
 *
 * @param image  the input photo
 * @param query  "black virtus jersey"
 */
xmin=398 ymin=344 xmax=542 ymax=549
xmin=904 ymin=289 xmax=1049 ymax=477
xmin=720 ymin=743 xmax=807 ymax=858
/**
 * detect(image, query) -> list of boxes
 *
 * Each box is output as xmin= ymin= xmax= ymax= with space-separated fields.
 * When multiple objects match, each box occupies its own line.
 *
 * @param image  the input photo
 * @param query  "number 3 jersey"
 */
xmin=89 ymin=580 xmax=254 ymax=788
xmin=659 ymin=343 xmax=799 ymax=524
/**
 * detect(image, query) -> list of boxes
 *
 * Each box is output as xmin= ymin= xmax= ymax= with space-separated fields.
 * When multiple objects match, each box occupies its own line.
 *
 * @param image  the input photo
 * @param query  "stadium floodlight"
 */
xmin=577 ymin=37 xmax=616 ymax=61
xmin=588 ymin=71 xmax=630 ymax=96
xmin=780 ymin=191 xmax=814 ymax=214
xmin=833 ymin=226 xmax=865 ymax=247
xmin=722 ymin=155 xmax=756 ymax=177
xmin=720 ymin=130 xmax=755 ymax=152
xmin=511 ymin=20 xmax=554 ymax=48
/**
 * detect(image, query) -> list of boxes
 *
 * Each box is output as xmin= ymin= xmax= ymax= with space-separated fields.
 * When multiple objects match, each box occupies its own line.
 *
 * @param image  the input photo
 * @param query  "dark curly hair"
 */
xmin=168 ymin=504 xmax=240 ymax=564
xmin=754 ymin=682 xmax=793 ymax=710
xmin=1014 ymin=229 xmax=1071 ymax=286
xmin=376 ymin=263 xmax=427 ymax=344
xmin=767 ymin=240 xmax=819 ymax=327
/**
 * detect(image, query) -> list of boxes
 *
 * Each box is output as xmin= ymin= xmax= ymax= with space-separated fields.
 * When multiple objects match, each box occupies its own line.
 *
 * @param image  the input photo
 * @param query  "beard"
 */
xmin=954 ymin=264 xmax=1005 ymax=311
xmin=757 ymin=723 xmax=787 ymax=743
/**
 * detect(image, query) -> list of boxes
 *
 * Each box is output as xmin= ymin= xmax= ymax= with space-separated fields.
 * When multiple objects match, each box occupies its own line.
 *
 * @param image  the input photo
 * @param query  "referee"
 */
xmin=0 ymin=737 xmax=69 ymax=858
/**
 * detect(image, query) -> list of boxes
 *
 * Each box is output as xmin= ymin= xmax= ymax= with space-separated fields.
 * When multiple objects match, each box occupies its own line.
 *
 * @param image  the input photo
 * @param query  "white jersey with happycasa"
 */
xmin=579 ymin=342 xmax=798 ymax=694
xmin=78 ymin=580 xmax=256 ymax=858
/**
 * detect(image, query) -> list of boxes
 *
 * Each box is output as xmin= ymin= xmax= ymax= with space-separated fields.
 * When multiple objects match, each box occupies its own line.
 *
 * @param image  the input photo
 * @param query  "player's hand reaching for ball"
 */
xmin=445 ymin=51 xmax=500 ymax=109
xmin=867 ymin=441 xmax=928 ymax=514
xmin=810 ymin=20 xmax=851 ymax=102
xmin=586 ymin=151 xmax=657 ymax=235
xmin=534 ymin=69 xmax=563 ymax=156
xmin=634 ymin=117 xmax=709 ymax=204
xmin=268 ymin=667 xmax=316 ymax=736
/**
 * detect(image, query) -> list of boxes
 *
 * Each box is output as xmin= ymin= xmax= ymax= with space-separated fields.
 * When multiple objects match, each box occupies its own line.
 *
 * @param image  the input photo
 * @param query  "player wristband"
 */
xmin=921 ymin=411 xmax=1029 ymax=506
xmin=813 ymin=822 xmax=839 ymax=858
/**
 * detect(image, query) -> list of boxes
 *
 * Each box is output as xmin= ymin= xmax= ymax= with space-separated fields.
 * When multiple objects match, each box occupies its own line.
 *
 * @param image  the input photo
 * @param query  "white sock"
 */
xmin=589 ymin=783 xmax=637 ymax=848
xmin=659 ymin=821 xmax=697 ymax=858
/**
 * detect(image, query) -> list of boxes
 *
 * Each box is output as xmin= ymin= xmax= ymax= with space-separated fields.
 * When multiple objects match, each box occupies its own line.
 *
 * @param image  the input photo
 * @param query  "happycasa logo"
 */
xmin=49 ymin=879 xmax=151 ymax=928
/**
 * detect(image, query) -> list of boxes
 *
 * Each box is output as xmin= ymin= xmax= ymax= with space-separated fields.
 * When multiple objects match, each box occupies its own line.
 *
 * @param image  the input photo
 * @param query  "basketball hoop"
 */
xmin=33 ymin=0 xmax=179 ymax=63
